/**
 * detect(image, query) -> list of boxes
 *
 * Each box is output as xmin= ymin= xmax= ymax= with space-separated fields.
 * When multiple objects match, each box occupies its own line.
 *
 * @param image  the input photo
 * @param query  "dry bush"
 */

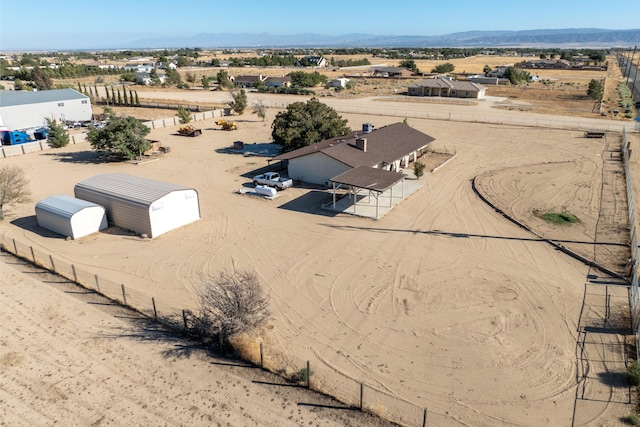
xmin=0 ymin=165 xmax=31 ymax=220
xmin=191 ymin=269 xmax=270 ymax=345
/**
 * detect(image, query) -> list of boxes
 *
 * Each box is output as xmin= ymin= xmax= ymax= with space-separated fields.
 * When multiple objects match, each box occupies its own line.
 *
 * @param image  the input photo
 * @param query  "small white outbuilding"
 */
xmin=35 ymin=195 xmax=108 ymax=239
xmin=74 ymin=173 xmax=200 ymax=238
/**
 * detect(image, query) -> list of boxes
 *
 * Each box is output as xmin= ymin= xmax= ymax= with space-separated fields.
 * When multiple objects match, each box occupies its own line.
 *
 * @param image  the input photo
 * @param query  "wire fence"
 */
xmin=1 ymin=234 xmax=438 ymax=427
xmin=262 ymin=100 xmax=634 ymax=133
xmin=622 ymin=127 xmax=640 ymax=360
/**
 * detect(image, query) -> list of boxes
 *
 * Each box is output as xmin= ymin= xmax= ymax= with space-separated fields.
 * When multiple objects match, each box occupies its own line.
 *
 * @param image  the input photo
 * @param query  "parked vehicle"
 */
xmin=1 ymin=130 xmax=33 ymax=146
xmin=177 ymin=125 xmax=202 ymax=137
xmin=253 ymin=172 xmax=293 ymax=190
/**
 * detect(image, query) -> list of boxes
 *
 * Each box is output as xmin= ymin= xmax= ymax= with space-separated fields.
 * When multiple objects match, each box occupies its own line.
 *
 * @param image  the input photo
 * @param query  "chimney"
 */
xmin=355 ymin=138 xmax=367 ymax=152
xmin=362 ymin=123 xmax=374 ymax=134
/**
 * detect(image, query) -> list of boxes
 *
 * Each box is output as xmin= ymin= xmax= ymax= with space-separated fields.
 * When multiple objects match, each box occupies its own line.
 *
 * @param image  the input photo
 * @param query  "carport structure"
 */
xmin=329 ymin=166 xmax=407 ymax=219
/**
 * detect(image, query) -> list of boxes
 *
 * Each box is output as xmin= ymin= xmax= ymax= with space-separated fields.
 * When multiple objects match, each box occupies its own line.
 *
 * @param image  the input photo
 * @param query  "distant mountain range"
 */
xmin=126 ymin=28 xmax=640 ymax=49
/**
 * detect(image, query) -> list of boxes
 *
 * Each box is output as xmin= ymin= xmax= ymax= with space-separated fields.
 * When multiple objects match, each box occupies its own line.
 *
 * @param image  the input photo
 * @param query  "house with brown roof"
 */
xmin=518 ymin=59 xmax=572 ymax=69
xmin=234 ymin=75 xmax=265 ymax=87
xmin=271 ymin=122 xmax=434 ymax=187
xmin=408 ymin=78 xmax=487 ymax=99
xmin=371 ymin=67 xmax=415 ymax=78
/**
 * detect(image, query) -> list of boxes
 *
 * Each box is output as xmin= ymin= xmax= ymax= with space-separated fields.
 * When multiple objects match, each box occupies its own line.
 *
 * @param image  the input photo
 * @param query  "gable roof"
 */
xmin=234 ymin=75 xmax=264 ymax=83
xmin=273 ymin=122 xmax=434 ymax=168
xmin=0 ymin=88 xmax=88 ymax=108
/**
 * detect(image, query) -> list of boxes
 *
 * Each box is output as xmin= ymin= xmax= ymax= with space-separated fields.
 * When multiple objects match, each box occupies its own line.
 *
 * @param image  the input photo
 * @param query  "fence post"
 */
xmin=12 ymin=238 xmax=17 ymax=255
xmin=30 ymin=246 xmax=36 ymax=263
xmin=260 ymin=342 xmax=264 ymax=369
xmin=423 ymin=408 xmax=428 ymax=427
xmin=72 ymin=264 xmax=78 ymax=283
xmin=182 ymin=309 xmax=188 ymax=330
xmin=152 ymin=297 xmax=157 ymax=319
xmin=360 ymin=383 xmax=364 ymax=410
xmin=307 ymin=360 xmax=311 ymax=389
xmin=49 ymin=254 xmax=56 ymax=272
xmin=121 ymin=284 xmax=127 ymax=305
xmin=94 ymin=274 xmax=100 ymax=292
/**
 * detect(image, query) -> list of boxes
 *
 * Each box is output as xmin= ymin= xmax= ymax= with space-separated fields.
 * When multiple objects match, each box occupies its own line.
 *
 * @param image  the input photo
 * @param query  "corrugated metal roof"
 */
xmin=0 ymin=88 xmax=89 ymax=108
xmin=75 ymin=173 xmax=193 ymax=207
xmin=35 ymin=195 xmax=104 ymax=219
xmin=330 ymin=166 xmax=405 ymax=192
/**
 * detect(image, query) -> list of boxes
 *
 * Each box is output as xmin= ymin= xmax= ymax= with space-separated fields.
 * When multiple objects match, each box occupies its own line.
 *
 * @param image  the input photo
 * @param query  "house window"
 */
xmin=57 ymin=102 xmax=64 ymax=107
xmin=81 ymin=100 xmax=88 ymax=104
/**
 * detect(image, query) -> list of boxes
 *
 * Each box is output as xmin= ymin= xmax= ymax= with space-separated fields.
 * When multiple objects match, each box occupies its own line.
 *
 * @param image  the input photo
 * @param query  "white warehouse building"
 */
xmin=0 ymin=88 xmax=92 ymax=130
xmin=74 ymin=173 xmax=200 ymax=238
xmin=35 ymin=195 xmax=108 ymax=240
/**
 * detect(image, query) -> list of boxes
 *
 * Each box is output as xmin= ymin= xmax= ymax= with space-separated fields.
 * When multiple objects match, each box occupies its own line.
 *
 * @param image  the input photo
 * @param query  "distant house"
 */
xmin=518 ymin=59 xmax=572 ymax=69
xmin=408 ymin=78 xmax=487 ymax=99
xmin=264 ymin=76 xmax=292 ymax=88
xmin=124 ymin=64 xmax=155 ymax=73
xmin=371 ymin=67 xmax=415 ymax=78
xmin=271 ymin=122 xmax=434 ymax=187
xmin=234 ymin=75 xmax=265 ymax=88
xmin=329 ymin=78 xmax=350 ymax=88
xmin=135 ymin=71 xmax=166 ymax=85
xmin=488 ymin=66 xmax=510 ymax=78
xmin=296 ymin=55 xmax=328 ymax=67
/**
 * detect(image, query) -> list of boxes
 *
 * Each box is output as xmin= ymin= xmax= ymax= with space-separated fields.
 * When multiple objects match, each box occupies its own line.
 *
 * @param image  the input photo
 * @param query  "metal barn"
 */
xmin=0 ymin=88 xmax=92 ymax=130
xmin=74 ymin=173 xmax=200 ymax=238
xmin=35 ymin=195 xmax=108 ymax=239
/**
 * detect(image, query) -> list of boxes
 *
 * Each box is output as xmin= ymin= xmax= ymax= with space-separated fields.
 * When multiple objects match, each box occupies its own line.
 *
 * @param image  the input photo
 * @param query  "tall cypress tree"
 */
xmin=129 ymin=90 xmax=134 ymax=106
xmin=134 ymin=91 xmax=140 ymax=107
xmin=77 ymin=81 xmax=82 ymax=92
xmin=111 ymin=86 xmax=116 ymax=104
xmin=105 ymin=86 xmax=111 ymax=104
xmin=122 ymin=85 xmax=128 ymax=105
xmin=117 ymin=90 xmax=122 ymax=105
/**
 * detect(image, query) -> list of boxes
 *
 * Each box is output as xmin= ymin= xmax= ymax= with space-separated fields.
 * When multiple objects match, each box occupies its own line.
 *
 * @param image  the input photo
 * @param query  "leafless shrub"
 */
xmin=0 ymin=165 xmax=31 ymax=220
xmin=191 ymin=269 xmax=270 ymax=345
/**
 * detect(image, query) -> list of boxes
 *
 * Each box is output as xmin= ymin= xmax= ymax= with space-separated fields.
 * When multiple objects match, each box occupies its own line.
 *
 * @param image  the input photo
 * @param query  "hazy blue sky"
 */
xmin=2 ymin=0 xmax=639 ymax=50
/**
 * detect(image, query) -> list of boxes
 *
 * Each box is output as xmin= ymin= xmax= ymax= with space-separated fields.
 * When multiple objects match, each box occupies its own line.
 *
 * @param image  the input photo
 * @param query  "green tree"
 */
xmin=32 ymin=67 xmax=53 ymax=90
xmin=228 ymin=89 xmax=248 ymax=115
xmin=483 ymin=65 xmax=491 ymax=75
xmin=122 ymin=85 xmax=128 ymax=105
xmin=540 ymin=53 xmax=547 ymax=59
xmin=87 ymin=116 xmax=151 ymax=160
xmin=129 ymin=89 xmax=134 ymax=106
xmin=271 ymin=98 xmax=351 ymax=152
xmin=413 ymin=161 xmax=426 ymax=179
xmin=216 ymin=70 xmax=233 ymax=89
xmin=149 ymin=68 xmax=161 ymax=86
xmin=504 ymin=67 xmax=531 ymax=85
xmin=134 ymin=91 xmax=140 ymax=107
xmin=177 ymin=106 xmax=192 ymax=123
xmin=288 ymin=71 xmax=328 ymax=87
xmin=201 ymin=75 xmax=210 ymax=89
xmin=14 ymin=78 xmax=25 ymax=91
xmin=431 ymin=63 xmax=455 ymax=74
xmin=45 ymin=118 xmax=69 ymax=148
xmin=116 ymin=90 xmax=122 ymax=105
xmin=399 ymin=59 xmax=419 ymax=73
xmin=587 ymin=79 xmax=603 ymax=100
xmin=0 ymin=165 xmax=31 ymax=220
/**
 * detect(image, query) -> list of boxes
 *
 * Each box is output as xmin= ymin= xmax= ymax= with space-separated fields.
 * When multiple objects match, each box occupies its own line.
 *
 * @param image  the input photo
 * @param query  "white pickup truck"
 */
xmin=253 ymin=172 xmax=293 ymax=190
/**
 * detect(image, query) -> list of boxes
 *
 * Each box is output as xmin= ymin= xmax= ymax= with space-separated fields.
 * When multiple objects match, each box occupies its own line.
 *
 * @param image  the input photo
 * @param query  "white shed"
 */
xmin=35 ymin=195 xmax=107 ymax=239
xmin=74 ymin=173 xmax=200 ymax=238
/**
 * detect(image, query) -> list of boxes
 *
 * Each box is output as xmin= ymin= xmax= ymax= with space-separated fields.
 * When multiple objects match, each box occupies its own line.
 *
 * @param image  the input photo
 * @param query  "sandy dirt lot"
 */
xmin=1 ymin=107 xmax=639 ymax=426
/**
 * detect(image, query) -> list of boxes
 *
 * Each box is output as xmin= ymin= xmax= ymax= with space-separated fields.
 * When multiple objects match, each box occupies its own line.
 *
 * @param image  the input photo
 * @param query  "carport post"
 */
xmin=30 ymin=246 xmax=36 ymax=264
